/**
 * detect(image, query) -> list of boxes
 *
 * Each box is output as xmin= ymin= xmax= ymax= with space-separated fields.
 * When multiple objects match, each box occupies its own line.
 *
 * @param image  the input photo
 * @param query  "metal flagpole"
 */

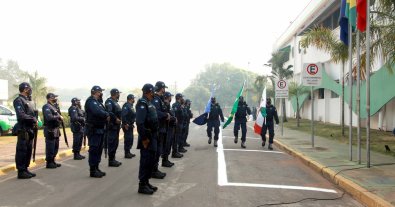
xmin=366 ymin=0 xmax=371 ymax=168
xmin=348 ymin=20 xmax=353 ymax=161
xmin=311 ymin=86 xmax=314 ymax=148
xmin=356 ymin=30 xmax=361 ymax=164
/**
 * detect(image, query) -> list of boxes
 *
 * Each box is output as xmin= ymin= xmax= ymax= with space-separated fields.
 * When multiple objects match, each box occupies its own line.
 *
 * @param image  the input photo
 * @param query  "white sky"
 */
xmin=0 ymin=0 xmax=312 ymax=91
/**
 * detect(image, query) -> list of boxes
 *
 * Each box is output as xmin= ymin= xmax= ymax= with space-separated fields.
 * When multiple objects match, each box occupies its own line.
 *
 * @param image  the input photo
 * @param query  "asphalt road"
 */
xmin=0 ymin=124 xmax=362 ymax=207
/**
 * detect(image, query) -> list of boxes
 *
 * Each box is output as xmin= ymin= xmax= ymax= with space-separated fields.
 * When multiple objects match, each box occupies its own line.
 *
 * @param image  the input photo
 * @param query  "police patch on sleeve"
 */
xmin=155 ymin=100 xmax=159 ymax=102
xmin=140 ymin=105 xmax=145 ymax=109
xmin=94 ymin=102 xmax=97 ymax=105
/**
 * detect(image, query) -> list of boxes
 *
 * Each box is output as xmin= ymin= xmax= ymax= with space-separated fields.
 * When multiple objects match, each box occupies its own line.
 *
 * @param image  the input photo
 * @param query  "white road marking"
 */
xmin=222 ymin=135 xmax=261 ymax=140
xmin=218 ymin=128 xmax=337 ymax=194
xmin=222 ymin=149 xmax=284 ymax=154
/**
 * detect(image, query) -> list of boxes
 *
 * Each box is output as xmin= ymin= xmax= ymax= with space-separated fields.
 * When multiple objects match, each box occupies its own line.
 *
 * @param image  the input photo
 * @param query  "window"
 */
xmin=0 ymin=106 xmax=12 ymax=115
xmin=318 ymin=88 xmax=325 ymax=99
xmin=331 ymin=91 xmax=339 ymax=98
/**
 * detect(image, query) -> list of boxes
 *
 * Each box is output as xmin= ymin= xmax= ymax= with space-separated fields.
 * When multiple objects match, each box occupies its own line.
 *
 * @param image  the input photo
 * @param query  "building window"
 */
xmin=331 ymin=91 xmax=339 ymax=98
xmin=318 ymin=88 xmax=325 ymax=99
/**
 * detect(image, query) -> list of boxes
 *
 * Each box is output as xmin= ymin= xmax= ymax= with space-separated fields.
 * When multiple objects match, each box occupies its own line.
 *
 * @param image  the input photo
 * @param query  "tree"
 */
xmin=269 ymin=51 xmax=294 ymax=122
xmin=288 ymin=81 xmax=310 ymax=127
xmin=0 ymin=59 xmax=26 ymax=103
xmin=300 ymin=26 xmax=348 ymax=136
xmin=23 ymin=71 xmax=49 ymax=107
xmin=254 ymin=75 xmax=268 ymax=105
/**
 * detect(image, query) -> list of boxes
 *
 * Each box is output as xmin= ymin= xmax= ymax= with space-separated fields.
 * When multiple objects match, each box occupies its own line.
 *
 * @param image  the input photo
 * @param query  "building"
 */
xmin=0 ymin=79 xmax=8 ymax=105
xmin=273 ymin=0 xmax=395 ymax=131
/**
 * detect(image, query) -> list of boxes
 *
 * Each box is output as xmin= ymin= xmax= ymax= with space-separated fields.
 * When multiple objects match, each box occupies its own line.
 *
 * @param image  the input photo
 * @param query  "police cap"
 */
xmin=175 ymin=93 xmax=183 ymax=99
xmin=127 ymin=94 xmax=135 ymax=100
xmin=185 ymin=99 xmax=191 ymax=103
xmin=110 ymin=88 xmax=122 ymax=96
xmin=164 ymin=92 xmax=174 ymax=98
xmin=71 ymin=97 xmax=81 ymax=104
xmin=91 ymin=85 xmax=105 ymax=93
xmin=155 ymin=81 xmax=168 ymax=91
xmin=142 ymin=83 xmax=154 ymax=94
xmin=18 ymin=82 xmax=31 ymax=92
xmin=46 ymin=93 xmax=58 ymax=100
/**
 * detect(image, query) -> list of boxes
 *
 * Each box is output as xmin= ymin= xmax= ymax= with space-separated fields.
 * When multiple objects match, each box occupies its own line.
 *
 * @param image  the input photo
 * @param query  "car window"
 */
xmin=0 ymin=106 xmax=12 ymax=115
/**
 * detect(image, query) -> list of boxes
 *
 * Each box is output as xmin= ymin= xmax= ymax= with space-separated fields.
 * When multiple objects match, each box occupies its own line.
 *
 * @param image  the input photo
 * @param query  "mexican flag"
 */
xmin=254 ymin=87 xmax=267 ymax=135
xmin=222 ymin=81 xmax=245 ymax=129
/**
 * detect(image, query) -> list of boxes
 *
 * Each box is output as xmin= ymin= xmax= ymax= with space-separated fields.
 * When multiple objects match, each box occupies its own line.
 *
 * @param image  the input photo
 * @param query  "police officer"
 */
xmin=169 ymin=93 xmax=183 ymax=159
xmin=207 ymin=97 xmax=224 ymax=147
xmin=234 ymin=96 xmax=251 ymax=148
xmin=261 ymin=98 xmax=279 ymax=150
xmin=172 ymin=93 xmax=187 ymax=154
xmin=162 ymin=92 xmax=177 ymax=166
xmin=43 ymin=93 xmax=63 ymax=169
xmin=105 ymin=88 xmax=123 ymax=167
xmin=183 ymin=99 xmax=193 ymax=147
xmin=13 ymin=82 xmax=38 ymax=179
xmin=85 ymin=86 xmax=110 ymax=178
xmin=68 ymin=97 xmax=86 ymax=160
xmin=151 ymin=81 xmax=171 ymax=174
xmin=121 ymin=94 xmax=136 ymax=159
xmin=136 ymin=83 xmax=159 ymax=195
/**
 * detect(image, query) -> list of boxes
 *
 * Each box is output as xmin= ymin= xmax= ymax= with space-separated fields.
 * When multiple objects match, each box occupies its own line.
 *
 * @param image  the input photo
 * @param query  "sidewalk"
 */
xmin=273 ymin=126 xmax=395 ymax=207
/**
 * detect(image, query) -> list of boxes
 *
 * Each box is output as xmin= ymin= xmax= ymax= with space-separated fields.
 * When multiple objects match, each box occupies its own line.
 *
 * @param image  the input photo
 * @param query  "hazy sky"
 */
xmin=0 ymin=0 xmax=312 ymax=91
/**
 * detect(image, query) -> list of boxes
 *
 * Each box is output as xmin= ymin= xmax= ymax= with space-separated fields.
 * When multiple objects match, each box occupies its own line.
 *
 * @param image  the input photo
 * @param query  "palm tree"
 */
xmin=23 ymin=70 xmax=49 ymax=107
xmin=300 ymin=26 xmax=348 ymax=136
xmin=289 ymin=81 xmax=310 ymax=127
xmin=270 ymin=51 xmax=294 ymax=122
xmin=254 ymin=75 xmax=268 ymax=105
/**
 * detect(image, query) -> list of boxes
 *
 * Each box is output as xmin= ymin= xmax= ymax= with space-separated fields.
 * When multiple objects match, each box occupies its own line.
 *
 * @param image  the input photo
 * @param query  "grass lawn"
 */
xmin=283 ymin=118 xmax=395 ymax=157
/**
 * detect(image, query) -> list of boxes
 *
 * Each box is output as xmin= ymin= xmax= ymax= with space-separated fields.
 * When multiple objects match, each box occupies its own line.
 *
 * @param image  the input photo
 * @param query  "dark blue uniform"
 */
xmin=164 ymin=102 xmax=176 ymax=157
xmin=85 ymin=96 xmax=109 ymax=168
xmin=13 ymin=95 xmax=37 ymax=173
xmin=136 ymin=97 xmax=159 ymax=183
xmin=42 ymin=103 xmax=62 ymax=164
xmin=207 ymin=103 xmax=224 ymax=141
xmin=172 ymin=102 xmax=186 ymax=152
xmin=151 ymin=94 xmax=168 ymax=170
xmin=121 ymin=102 xmax=136 ymax=155
xmin=105 ymin=98 xmax=122 ymax=161
xmin=68 ymin=105 xmax=85 ymax=154
xmin=234 ymin=101 xmax=251 ymax=142
xmin=261 ymin=104 xmax=279 ymax=144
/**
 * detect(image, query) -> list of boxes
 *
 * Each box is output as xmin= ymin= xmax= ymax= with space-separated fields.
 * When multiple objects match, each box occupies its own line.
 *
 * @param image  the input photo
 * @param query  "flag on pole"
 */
xmin=254 ymin=87 xmax=267 ymax=135
xmin=339 ymin=0 xmax=350 ymax=45
xmin=348 ymin=0 xmax=357 ymax=29
xmin=193 ymin=86 xmax=216 ymax=125
xmin=356 ymin=0 xmax=367 ymax=32
xmin=222 ymin=81 xmax=246 ymax=129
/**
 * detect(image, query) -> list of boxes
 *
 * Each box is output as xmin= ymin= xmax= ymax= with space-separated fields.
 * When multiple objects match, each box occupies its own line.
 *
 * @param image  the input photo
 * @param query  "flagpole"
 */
xmin=356 ymin=30 xmax=361 ymax=164
xmin=366 ymin=0 xmax=371 ymax=168
xmin=348 ymin=21 xmax=353 ymax=161
xmin=311 ymin=86 xmax=314 ymax=148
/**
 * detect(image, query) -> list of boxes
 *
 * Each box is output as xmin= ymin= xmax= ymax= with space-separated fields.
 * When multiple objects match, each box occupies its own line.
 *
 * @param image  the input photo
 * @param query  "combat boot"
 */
xmin=234 ymin=137 xmax=238 ymax=144
xmin=241 ymin=141 xmax=246 ymax=148
xmin=184 ymin=142 xmax=191 ymax=147
xmin=18 ymin=170 xmax=32 ymax=179
xmin=162 ymin=157 xmax=174 ymax=168
xmin=268 ymin=144 xmax=273 ymax=150
xmin=74 ymin=153 xmax=83 ymax=160
xmin=54 ymin=162 xmax=61 ymax=167
xmin=138 ymin=182 xmax=154 ymax=195
xmin=90 ymin=166 xmax=103 ymax=178
xmin=46 ymin=162 xmax=57 ymax=169
xmin=109 ymin=160 xmax=122 ymax=167
xmin=214 ymin=140 xmax=218 ymax=147
xmin=124 ymin=152 xmax=135 ymax=159
xmin=26 ymin=169 xmax=36 ymax=177
xmin=152 ymin=170 xmax=166 ymax=179
xmin=147 ymin=182 xmax=158 ymax=192
xmin=208 ymin=136 xmax=212 ymax=144
xmin=171 ymin=152 xmax=183 ymax=158
xmin=178 ymin=147 xmax=187 ymax=153
xmin=96 ymin=165 xmax=106 ymax=176
xmin=262 ymin=140 xmax=266 ymax=147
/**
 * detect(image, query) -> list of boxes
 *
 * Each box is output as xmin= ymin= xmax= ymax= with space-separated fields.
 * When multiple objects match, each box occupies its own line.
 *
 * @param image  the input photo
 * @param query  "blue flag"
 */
xmin=193 ymin=85 xmax=216 ymax=126
xmin=339 ymin=0 xmax=349 ymax=45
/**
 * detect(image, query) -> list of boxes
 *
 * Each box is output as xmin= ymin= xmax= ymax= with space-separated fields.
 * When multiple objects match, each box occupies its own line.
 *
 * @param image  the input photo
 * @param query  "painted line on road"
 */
xmin=222 ymin=149 xmax=284 ymax=154
xmin=218 ymin=127 xmax=337 ymax=194
xmin=222 ymin=135 xmax=261 ymax=140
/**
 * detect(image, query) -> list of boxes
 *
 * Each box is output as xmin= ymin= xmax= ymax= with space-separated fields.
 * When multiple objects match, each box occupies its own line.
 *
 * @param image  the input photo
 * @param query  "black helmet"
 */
xmin=18 ymin=82 xmax=31 ymax=92
xmin=142 ymin=83 xmax=154 ymax=94
xmin=155 ymin=81 xmax=168 ymax=91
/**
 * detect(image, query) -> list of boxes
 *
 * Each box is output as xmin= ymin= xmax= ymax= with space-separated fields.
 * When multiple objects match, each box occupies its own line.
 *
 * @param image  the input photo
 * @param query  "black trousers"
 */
xmin=15 ymin=130 xmax=34 ymax=171
xmin=138 ymin=148 xmax=156 ymax=183
xmin=207 ymin=120 xmax=220 ymax=140
xmin=234 ymin=121 xmax=247 ymax=142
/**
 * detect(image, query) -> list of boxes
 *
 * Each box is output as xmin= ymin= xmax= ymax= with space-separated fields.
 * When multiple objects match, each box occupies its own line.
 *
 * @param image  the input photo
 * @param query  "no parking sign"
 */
xmin=275 ymin=79 xmax=288 ymax=98
xmin=302 ymin=63 xmax=322 ymax=86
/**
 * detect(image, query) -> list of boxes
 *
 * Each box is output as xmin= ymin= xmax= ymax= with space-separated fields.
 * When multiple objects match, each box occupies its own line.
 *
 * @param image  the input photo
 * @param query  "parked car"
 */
xmin=0 ymin=105 xmax=17 ymax=136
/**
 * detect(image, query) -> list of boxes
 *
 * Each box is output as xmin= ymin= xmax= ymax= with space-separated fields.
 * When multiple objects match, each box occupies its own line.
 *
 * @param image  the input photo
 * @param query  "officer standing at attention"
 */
xmin=85 ymin=86 xmax=110 ymax=178
xmin=43 ymin=93 xmax=63 ymax=169
xmin=162 ymin=92 xmax=177 ymax=166
xmin=233 ymin=96 xmax=251 ymax=148
xmin=121 ymin=94 xmax=136 ymax=159
xmin=13 ymin=82 xmax=38 ymax=179
xmin=207 ymin=97 xmax=224 ymax=147
xmin=261 ymin=98 xmax=279 ymax=150
xmin=136 ymin=83 xmax=159 ymax=195
xmin=183 ymin=99 xmax=193 ymax=147
xmin=105 ymin=88 xmax=123 ymax=167
xmin=172 ymin=94 xmax=187 ymax=154
xmin=68 ymin=97 xmax=86 ymax=160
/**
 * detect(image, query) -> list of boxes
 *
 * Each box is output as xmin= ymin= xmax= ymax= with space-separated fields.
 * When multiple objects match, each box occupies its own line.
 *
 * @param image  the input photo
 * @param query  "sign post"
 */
xmin=302 ymin=63 xmax=322 ymax=148
xmin=275 ymin=79 xmax=288 ymax=136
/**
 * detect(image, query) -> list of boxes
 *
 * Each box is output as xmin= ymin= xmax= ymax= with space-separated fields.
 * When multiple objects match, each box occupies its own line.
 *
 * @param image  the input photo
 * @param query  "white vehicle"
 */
xmin=0 ymin=105 xmax=17 ymax=136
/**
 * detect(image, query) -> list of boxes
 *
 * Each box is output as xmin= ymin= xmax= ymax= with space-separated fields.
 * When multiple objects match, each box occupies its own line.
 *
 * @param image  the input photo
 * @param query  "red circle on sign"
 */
xmin=306 ymin=64 xmax=319 ymax=75
xmin=277 ymin=80 xmax=287 ymax=89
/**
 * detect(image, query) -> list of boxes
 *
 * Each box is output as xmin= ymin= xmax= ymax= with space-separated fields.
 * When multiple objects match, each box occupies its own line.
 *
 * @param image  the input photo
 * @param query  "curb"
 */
xmin=274 ymin=139 xmax=394 ymax=207
xmin=0 ymin=147 xmax=89 ymax=176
